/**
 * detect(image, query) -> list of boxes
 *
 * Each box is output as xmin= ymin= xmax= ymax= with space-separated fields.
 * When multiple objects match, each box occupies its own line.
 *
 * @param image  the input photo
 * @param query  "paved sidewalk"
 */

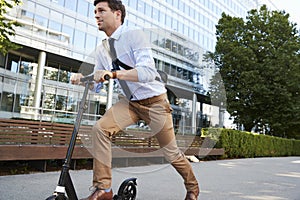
xmin=0 ymin=157 xmax=299 ymax=200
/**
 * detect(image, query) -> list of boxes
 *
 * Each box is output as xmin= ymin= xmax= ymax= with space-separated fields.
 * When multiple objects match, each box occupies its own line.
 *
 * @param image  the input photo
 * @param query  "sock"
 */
xmin=104 ymin=188 xmax=111 ymax=193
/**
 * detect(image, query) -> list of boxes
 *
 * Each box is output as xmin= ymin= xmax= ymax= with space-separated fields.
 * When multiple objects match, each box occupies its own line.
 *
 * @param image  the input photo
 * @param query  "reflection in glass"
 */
xmin=43 ymin=93 xmax=55 ymax=114
xmin=44 ymin=66 xmax=58 ymax=81
xmin=58 ymin=69 xmax=69 ymax=83
xmin=56 ymin=95 xmax=67 ymax=110
xmin=0 ymin=92 xmax=14 ymax=112
xmin=20 ymin=58 xmax=34 ymax=75
xmin=7 ymin=53 xmax=19 ymax=73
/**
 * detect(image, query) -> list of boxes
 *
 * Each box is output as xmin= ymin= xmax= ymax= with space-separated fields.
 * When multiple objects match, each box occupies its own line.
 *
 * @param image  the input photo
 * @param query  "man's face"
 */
xmin=94 ymin=2 xmax=121 ymax=36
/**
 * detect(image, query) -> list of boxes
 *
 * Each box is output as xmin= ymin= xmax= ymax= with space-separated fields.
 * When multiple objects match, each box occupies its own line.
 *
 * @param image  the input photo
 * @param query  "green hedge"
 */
xmin=203 ymin=128 xmax=300 ymax=158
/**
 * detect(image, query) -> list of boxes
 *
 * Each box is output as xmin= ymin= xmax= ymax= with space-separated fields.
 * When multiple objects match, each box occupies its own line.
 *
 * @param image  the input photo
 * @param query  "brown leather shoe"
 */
xmin=80 ymin=188 xmax=113 ymax=200
xmin=185 ymin=188 xmax=199 ymax=200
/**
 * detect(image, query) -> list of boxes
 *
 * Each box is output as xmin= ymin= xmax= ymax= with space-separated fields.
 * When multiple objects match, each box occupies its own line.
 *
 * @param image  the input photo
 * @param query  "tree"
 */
xmin=0 ymin=0 xmax=21 ymax=54
xmin=207 ymin=5 xmax=300 ymax=138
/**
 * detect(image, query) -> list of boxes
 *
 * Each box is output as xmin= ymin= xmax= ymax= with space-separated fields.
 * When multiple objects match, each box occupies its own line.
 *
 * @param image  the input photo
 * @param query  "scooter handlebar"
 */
xmin=80 ymin=74 xmax=110 ymax=83
xmin=79 ymin=74 xmax=94 ymax=83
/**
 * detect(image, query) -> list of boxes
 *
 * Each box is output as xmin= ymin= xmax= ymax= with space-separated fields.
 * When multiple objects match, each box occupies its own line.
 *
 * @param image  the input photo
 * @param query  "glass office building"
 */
xmin=1 ymin=0 xmax=260 ymax=133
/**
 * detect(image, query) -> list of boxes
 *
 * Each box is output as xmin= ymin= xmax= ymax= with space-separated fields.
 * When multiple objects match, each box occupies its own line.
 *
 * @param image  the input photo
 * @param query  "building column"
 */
xmin=191 ymin=93 xmax=197 ymax=134
xmin=106 ymin=79 xmax=114 ymax=110
xmin=33 ymin=51 xmax=46 ymax=118
xmin=158 ymin=60 xmax=163 ymax=71
xmin=180 ymin=111 xmax=185 ymax=135
xmin=199 ymin=102 xmax=203 ymax=134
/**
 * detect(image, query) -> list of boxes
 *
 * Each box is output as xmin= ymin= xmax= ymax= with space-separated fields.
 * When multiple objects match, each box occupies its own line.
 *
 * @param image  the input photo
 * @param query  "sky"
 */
xmin=268 ymin=0 xmax=300 ymax=27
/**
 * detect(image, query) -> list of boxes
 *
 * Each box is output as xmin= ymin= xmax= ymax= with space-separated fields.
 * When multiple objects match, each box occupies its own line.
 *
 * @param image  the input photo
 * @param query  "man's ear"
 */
xmin=115 ymin=10 xmax=122 ymax=21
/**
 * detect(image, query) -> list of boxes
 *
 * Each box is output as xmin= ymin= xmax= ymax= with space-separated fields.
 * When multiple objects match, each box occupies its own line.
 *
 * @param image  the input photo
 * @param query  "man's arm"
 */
xmin=112 ymin=68 xmax=138 ymax=81
xmin=93 ymin=68 xmax=139 ymax=82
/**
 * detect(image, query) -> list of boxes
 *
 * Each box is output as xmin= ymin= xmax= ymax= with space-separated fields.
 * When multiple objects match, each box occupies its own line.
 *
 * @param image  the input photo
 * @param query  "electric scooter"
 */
xmin=46 ymin=74 xmax=137 ymax=200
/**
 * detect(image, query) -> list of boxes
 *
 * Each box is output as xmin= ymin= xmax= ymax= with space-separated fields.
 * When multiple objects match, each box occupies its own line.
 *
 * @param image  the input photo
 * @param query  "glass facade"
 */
xmin=2 ymin=0 xmax=259 ymax=132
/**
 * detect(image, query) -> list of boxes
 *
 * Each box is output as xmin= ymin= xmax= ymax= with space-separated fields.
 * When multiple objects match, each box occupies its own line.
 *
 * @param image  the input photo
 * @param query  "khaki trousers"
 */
xmin=91 ymin=93 xmax=199 ymax=193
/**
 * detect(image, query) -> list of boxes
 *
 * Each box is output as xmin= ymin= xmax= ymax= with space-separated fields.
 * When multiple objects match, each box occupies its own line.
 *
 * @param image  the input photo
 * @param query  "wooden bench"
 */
xmin=0 ymin=118 xmax=224 ymax=170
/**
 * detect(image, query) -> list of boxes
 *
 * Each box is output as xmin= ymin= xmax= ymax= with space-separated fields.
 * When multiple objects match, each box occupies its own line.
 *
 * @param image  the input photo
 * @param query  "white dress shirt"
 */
xmin=92 ymin=25 xmax=166 ymax=101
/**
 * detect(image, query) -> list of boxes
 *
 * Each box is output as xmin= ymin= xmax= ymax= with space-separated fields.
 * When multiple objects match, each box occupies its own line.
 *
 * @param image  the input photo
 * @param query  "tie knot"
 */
xmin=108 ymin=37 xmax=114 ymax=46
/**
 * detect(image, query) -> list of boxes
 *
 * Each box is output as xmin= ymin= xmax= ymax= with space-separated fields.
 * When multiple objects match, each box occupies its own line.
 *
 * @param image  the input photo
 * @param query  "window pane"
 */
xmin=86 ymin=34 xmax=97 ymax=52
xmin=48 ymin=20 xmax=61 ymax=32
xmin=88 ymin=100 xmax=99 ymax=115
xmin=56 ymin=95 xmax=67 ymax=110
xmin=164 ymin=62 xmax=170 ymax=74
xmin=50 ymin=10 xmax=63 ymax=21
xmin=63 ymin=15 xmax=75 ymax=27
xmin=19 ymin=90 xmax=33 ymax=107
xmin=173 ymin=0 xmax=178 ymax=8
xmin=43 ymin=93 xmax=55 ymax=113
xmin=67 ymin=95 xmax=76 ymax=112
xmin=166 ymin=15 xmax=171 ymax=28
xmin=129 ymin=0 xmax=137 ymax=10
xmin=62 ymin=25 xmax=74 ymax=44
xmin=34 ymin=14 xmax=48 ymax=36
xmin=152 ymin=7 xmax=159 ymax=21
xmin=145 ymin=2 xmax=151 ymax=16
xmin=76 ymin=20 xmax=86 ymax=31
xmin=0 ymin=92 xmax=14 ymax=112
xmin=44 ymin=65 xmax=59 ymax=81
xmin=88 ymin=3 xmax=95 ymax=18
xmin=178 ymin=21 xmax=183 ymax=35
xmin=34 ymin=14 xmax=48 ymax=27
xmin=52 ymin=0 xmax=65 ymax=6
xmin=159 ymin=12 xmax=165 ymax=25
xmin=0 ymin=53 xmax=6 ymax=68
xmin=172 ymin=18 xmax=178 ymax=30
xmin=13 ymin=94 xmax=21 ymax=113
xmin=178 ymin=1 xmax=184 ymax=12
xmin=58 ymin=68 xmax=69 ymax=83
xmin=65 ymin=0 xmax=77 ymax=11
xmin=74 ymin=29 xmax=86 ymax=50
xmin=36 ymin=4 xmax=49 ymax=16
xmin=19 ymin=58 xmax=34 ymax=75
xmin=77 ymin=0 xmax=89 ymax=16
xmin=21 ymin=10 xmax=34 ymax=21
xmin=171 ymin=65 xmax=177 ymax=77
xmin=6 ymin=53 xmax=20 ymax=72
xmin=137 ymin=1 xmax=145 ymax=13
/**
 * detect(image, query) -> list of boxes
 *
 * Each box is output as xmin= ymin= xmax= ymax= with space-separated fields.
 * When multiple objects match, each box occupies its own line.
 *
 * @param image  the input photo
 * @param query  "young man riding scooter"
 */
xmin=71 ymin=0 xmax=199 ymax=199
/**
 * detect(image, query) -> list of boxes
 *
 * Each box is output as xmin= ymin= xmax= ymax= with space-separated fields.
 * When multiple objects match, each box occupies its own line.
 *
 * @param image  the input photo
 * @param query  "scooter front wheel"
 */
xmin=114 ymin=178 xmax=137 ymax=200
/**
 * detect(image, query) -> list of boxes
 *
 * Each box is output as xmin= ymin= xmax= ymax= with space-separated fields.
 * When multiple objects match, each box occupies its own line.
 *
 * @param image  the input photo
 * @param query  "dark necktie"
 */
xmin=108 ymin=38 xmax=132 ymax=100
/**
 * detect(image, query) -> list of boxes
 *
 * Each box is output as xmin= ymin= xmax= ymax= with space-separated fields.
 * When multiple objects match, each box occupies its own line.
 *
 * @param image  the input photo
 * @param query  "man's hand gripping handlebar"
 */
xmin=70 ymin=71 xmax=112 ymax=85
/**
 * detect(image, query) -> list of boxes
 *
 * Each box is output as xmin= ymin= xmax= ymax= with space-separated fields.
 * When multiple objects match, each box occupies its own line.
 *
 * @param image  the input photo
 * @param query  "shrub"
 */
xmin=203 ymin=128 xmax=300 ymax=158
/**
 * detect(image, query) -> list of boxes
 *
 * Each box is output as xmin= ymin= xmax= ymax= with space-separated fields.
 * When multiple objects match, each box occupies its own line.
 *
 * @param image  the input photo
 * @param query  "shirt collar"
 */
xmin=110 ymin=25 xmax=123 ymax=41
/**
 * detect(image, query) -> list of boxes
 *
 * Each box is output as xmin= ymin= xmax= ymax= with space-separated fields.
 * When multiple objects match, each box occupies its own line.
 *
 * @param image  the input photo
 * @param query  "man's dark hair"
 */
xmin=94 ymin=0 xmax=126 ymax=24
